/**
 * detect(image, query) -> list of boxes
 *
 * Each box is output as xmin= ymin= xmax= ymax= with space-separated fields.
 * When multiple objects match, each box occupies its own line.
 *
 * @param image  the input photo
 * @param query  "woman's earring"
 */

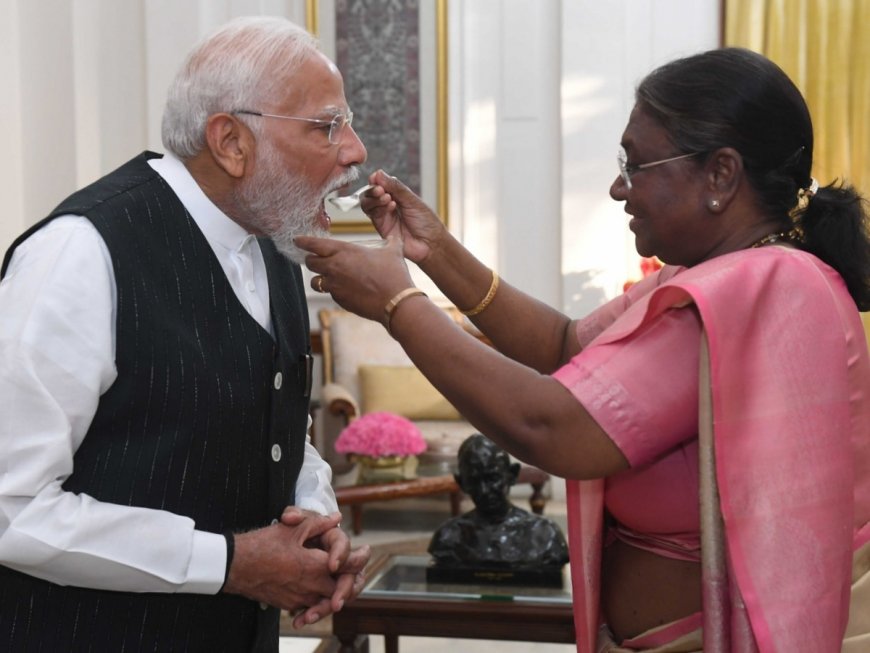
xmin=709 ymin=199 xmax=721 ymax=210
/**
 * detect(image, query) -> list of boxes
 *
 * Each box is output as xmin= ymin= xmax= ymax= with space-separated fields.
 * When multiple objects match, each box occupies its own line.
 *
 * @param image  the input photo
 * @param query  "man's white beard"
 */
xmin=235 ymin=142 xmax=359 ymax=264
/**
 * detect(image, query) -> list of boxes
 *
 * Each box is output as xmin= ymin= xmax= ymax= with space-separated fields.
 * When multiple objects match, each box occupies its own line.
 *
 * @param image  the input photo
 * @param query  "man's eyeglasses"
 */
xmin=234 ymin=109 xmax=354 ymax=145
xmin=617 ymin=145 xmax=699 ymax=190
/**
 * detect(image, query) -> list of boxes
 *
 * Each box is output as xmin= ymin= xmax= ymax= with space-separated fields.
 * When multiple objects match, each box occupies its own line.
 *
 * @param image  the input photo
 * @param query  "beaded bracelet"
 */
xmin=383 ymin=287 xmax=428 ymax=335
xmin=461 ymin=270 xmax=499 ymax=317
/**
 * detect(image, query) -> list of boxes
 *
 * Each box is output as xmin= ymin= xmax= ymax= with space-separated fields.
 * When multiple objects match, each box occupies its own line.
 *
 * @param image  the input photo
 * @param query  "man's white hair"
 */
xmin=161 ymin=16 xmax=319 ymax=159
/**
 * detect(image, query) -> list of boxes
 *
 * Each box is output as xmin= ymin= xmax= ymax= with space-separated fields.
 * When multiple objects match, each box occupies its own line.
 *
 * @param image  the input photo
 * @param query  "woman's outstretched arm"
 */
xmin=359 ymin=170 xmax=582 ymax=372
xmin=294 ymin=233 xmax=626 ymax=480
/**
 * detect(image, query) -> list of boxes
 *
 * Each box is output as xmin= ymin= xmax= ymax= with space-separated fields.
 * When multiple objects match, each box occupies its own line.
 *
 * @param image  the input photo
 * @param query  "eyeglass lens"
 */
xmin=617 ymin=146 xmax=633 ymax=190
xmin=329 ymin=112 xmax=353 ymax=144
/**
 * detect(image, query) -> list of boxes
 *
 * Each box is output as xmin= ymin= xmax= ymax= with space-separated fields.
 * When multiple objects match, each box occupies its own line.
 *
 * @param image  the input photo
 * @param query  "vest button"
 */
xmin=271 ymin=444 xmax=282 ymax=462
xmin=273 ymin=372 xmax=283 ymax=390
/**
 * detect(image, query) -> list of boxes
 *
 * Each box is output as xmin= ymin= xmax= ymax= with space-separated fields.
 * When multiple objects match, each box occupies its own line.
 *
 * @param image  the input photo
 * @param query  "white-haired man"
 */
xmin=0 ymin=16 xmax=369 ymax=651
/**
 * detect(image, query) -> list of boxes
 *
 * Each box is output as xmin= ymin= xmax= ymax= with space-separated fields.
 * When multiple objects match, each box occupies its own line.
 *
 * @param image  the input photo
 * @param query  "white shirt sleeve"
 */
xmin=0 ymin=217 xmax=225 ymax=594
xmin=293 ymin=418 xmax=338 ymax=515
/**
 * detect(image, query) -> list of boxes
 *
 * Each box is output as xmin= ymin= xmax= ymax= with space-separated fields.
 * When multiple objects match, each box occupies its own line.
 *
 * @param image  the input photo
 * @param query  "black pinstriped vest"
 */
xmin=0 ymin=152 xmax=313 ymax=652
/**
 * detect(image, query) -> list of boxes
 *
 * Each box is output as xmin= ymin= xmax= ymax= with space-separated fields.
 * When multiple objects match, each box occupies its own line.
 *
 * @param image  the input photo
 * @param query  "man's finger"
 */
xmin=292 ymin=597 xmax=331 ymax=629
xmin=316 ymin=521 xmax=354 ymax=566
xmin=337 ymin=545 xmax=371 ymax=575
xmin=279 ymin=510 xmax=341 ymax=545
xmin=280 ymin=506 xmax=306 ymax=526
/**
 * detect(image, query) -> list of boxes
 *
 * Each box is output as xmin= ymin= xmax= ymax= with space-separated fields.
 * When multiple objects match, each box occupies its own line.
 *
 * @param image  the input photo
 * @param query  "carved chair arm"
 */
xmin=321 ymin=382 xmax=360 ymax=424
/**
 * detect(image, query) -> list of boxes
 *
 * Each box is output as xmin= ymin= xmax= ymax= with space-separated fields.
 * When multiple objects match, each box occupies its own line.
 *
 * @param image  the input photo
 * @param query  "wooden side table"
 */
xmin=334 ymin=465 xmax=551 ymax=535
xmin=332 ymin=553 xmax=575 ymax=653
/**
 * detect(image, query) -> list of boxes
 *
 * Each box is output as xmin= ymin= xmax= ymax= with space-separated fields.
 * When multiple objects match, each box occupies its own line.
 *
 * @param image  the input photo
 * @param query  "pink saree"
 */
xmin=561 ymin=248 xmax=870 ymax=653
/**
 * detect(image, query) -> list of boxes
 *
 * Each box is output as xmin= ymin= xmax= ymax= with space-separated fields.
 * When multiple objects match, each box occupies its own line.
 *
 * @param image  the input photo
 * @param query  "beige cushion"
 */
xmin=359 ymin=365 xmax=461 ymax=420
xmin=330 ymin=312 xmax=411 ymax=399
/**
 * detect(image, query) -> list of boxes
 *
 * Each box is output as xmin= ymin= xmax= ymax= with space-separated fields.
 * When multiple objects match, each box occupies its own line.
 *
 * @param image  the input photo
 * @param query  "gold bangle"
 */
xmin=384 ymin=287 xmax=428 ymax=334
xmin=461 ymin=270 xmax=499 ymax=317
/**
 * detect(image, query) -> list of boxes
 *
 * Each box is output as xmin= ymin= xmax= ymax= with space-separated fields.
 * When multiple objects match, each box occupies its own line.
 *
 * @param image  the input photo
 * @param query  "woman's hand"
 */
xmin=360 ymin=170 xmax=447 ymax=265
xmin=293 ymin=234 xmax=415 ymax=324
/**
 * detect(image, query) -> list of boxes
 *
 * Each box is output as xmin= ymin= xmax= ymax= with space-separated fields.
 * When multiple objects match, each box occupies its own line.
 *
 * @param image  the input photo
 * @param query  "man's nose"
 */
xmin=339 ymin=125 xmax=367 ymax=166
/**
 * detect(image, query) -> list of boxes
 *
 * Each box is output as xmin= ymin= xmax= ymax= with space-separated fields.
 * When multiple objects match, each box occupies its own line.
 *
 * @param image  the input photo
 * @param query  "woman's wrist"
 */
xmin=417 ymin=226 xmax=456 ymax=273
xmin=461 ymin=270 xmax=499 ymax=317
xmin=384 ymin=288 xmax=428 ymax=335
xmin=418 ymin=231 xmax=492 ymax=309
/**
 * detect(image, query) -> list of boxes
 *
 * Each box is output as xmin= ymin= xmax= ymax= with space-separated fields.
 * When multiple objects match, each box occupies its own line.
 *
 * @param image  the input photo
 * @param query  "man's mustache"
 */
xmin=326 ymin=167 xmax=361 ymax=196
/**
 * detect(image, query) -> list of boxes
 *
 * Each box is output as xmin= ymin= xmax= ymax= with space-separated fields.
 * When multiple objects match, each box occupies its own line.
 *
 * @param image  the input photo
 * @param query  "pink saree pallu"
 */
xmin=563 ymin=248 xmax=870 ymax=653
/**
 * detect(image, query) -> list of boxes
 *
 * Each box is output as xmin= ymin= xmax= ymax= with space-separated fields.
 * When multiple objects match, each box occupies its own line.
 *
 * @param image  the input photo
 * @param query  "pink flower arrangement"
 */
xmin=335 ymin=412 xmax=428 ymax=457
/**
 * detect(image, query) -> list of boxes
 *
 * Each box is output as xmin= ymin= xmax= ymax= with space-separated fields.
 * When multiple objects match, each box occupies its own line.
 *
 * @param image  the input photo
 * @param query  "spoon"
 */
xmin=328 ymin=184 xmax=374 ymax=212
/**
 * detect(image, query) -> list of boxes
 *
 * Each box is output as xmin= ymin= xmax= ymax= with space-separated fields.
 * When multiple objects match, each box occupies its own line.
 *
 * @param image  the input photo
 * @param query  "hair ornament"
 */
xmin=795 ymin=177 xmax=819 ymax=213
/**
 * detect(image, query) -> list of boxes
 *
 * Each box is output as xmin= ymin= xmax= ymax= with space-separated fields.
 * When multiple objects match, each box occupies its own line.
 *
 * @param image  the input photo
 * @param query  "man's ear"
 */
xmin=203 ymin=113 xmax=253 ymax=179
xmin=705 ymin=147 xmax=743 ymax=211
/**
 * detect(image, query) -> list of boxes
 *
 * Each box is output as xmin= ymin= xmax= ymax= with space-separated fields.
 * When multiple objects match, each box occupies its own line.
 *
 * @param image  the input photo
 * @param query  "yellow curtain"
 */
xmin=725 ymin=0 xmax=870 ymax=197
xmin=726 ymin=1 xmax=870 ymax=339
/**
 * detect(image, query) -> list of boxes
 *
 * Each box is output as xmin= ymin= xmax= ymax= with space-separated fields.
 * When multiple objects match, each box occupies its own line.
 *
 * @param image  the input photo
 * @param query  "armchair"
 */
xmin=317 ymin=306 xmax=475 ymax=475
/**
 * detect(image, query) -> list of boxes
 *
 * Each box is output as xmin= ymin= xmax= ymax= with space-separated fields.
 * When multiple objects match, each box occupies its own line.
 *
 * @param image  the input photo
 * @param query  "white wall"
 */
xmin=0 ymin=0 xmax=25 ymax=246
xmin=450 ymin=0 xmax=563 ymax=309
xmin=1 ymin=0 xmax=77 ymax=252
xmin=560 ymin=1 xmax=720 ymax=317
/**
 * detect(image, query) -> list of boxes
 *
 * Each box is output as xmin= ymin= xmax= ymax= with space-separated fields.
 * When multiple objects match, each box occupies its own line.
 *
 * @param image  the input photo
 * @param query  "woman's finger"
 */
xmin=294 ymin=235 xmax=338 ymax=256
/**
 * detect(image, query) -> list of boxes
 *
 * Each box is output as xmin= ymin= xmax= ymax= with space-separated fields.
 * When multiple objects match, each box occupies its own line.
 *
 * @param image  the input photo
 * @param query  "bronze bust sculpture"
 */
xmin=427 ymin=434 xmax=568 ymax=586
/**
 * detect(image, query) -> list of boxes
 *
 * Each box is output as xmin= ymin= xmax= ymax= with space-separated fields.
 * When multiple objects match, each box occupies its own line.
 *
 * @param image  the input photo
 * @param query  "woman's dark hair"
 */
xmin=636 ymin=47 xmax=870 ymax=310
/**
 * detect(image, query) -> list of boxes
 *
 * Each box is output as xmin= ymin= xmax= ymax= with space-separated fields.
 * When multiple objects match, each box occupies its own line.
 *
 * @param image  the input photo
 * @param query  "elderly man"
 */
xmin=0 ymin=16 xmax=369 ymax=651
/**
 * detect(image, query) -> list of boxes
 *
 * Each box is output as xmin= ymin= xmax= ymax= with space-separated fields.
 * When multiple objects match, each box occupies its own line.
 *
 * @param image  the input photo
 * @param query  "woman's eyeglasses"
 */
xmin=617 ymin=146 xmax=699 ymax=190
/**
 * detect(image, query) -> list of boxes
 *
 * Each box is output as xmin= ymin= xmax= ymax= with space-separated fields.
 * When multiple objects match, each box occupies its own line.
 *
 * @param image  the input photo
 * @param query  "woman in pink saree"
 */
xmin=297 ymin=48 xmax=870 ymax=652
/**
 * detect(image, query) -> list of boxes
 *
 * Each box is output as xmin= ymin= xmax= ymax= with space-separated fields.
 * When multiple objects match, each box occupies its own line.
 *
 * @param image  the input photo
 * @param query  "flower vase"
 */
xmin=353 ymin=454 xmax=418 ymax=485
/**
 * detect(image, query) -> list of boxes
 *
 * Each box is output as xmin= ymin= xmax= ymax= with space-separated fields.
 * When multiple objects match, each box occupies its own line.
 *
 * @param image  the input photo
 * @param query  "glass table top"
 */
xmin=363 ymin=555 xmax=573 ymax=605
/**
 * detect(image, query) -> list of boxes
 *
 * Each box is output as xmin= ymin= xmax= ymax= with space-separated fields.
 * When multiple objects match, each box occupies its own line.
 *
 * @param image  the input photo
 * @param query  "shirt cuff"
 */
xmin=178 ymin=530 xmax=227 ymax=595
xmin=295 ymin=486 xmax=338 ymax=516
